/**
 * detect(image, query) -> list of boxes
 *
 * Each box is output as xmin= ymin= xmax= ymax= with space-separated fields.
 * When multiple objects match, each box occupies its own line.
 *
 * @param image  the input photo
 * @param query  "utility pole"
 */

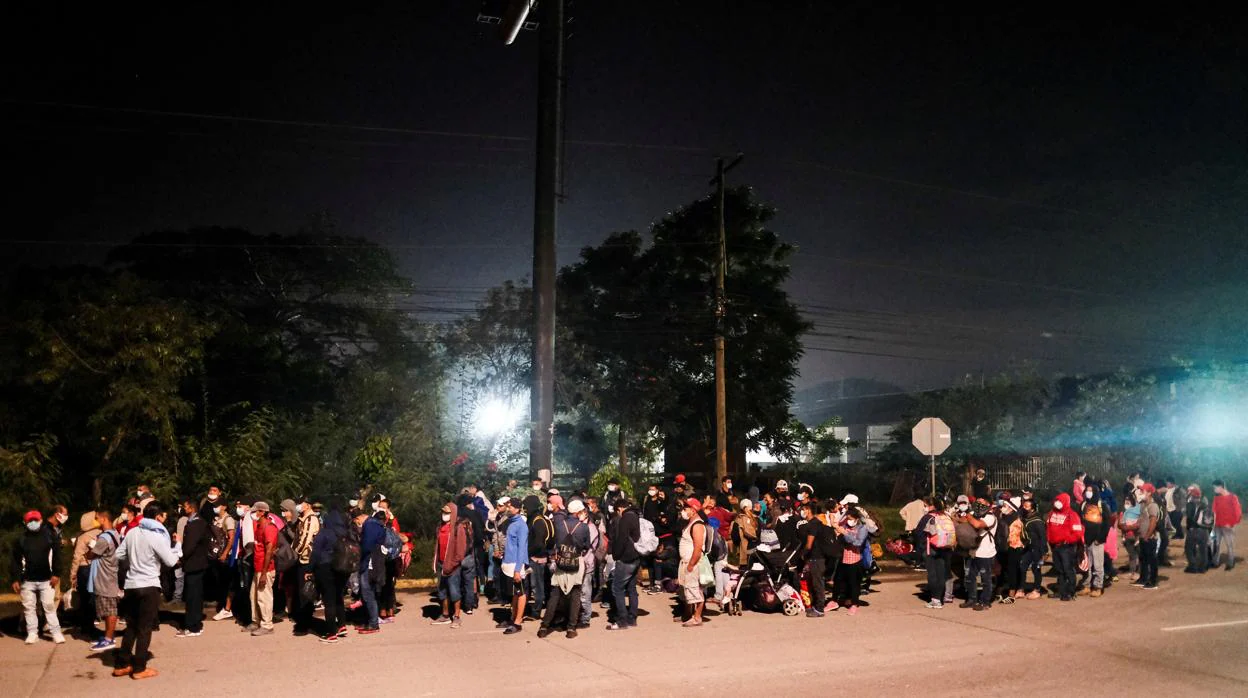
xmin=711 ymin=154 xmax=743 ymax=483
xmin=529 ymin=0 xmax=564 ymax=484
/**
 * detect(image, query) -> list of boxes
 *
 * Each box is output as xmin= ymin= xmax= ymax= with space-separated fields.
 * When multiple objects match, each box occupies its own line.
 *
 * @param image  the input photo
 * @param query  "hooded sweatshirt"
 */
xmin=116 ymin=517 xmax=181 ymax=589
xmin=435 ymin=504 xmax=472 ymax=576
xmin=1046 ymin=493 xmax=1084 ymax=546
xmin=1081 ymin=490 xmax=1109 ymax=545
xmin=311 ymin=510 xmax=347 ymax=567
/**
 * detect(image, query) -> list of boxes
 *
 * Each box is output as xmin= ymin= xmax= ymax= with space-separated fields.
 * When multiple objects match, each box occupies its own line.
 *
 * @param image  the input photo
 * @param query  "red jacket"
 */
xmin=1046 ymin=493 xmax=1084 ymax=545
xmin=1213 ymin=493 xmax=1242 ymax=528
xmin=253 ymin=516 xmax=279 ymax=573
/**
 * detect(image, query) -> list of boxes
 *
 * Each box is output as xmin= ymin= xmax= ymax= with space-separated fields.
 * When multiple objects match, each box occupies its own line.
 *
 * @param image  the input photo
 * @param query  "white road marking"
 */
xmin=1161 ymin=619 xmax=1248 ymax=632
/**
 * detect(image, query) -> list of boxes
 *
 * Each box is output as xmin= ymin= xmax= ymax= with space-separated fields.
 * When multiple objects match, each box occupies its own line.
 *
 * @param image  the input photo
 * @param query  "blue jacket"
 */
xmin=1099 ymin=485 xmax=1118 ymax=514
xmin=503 ymin=513 xmax=529 ymax=568
xmin=311 ymin=510 xmax=347 ymax=567
xmin=360 ymin=516 xmax=386 ymax=571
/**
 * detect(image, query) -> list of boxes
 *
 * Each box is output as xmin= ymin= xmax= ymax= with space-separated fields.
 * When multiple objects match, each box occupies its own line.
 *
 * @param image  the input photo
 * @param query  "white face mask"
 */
xmin=648 ymin=490 xmax=658 ymax=498
xmin=26 ymin=521 xmax=42 ymax=532
xmin=207 ymin=494 xmax=219 ymax=502
xmin=441 ymin=513 xmax=451 ymax=522
xmin=57 ymin=513 xmax=68 ymax=524
xmin=724 ymin=482 xmax=732 ymax=489
xmin=680 ymin=510 xmax=691 ymax=520
xmin=236 ymin=507 xmax=245 ymax=517
xmin=608 ymin=485 xmax=618 ymax=492
xmin=533 ymin=484 xmax=542 ymax=491
xmin=251 ymin=512 xmax=260 ymax=521
xmin=1054 ymin=501 xmax=1064 ymax=511
xmin=1085 ymin=491 xmax=1095 ymax=500
xmin=371 ymin=502 xmax=381 ymax=512
xmin=846 ymin=519 xmax=859 ymax=528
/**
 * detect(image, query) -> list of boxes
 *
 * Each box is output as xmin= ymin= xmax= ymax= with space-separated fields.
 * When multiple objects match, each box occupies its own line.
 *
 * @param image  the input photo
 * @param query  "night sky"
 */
xmin=3 ymin=3 xmax=1245 ymax=394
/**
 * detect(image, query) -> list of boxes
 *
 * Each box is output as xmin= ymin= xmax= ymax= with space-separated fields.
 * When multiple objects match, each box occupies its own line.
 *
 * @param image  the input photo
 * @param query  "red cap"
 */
xmin=674 ymin=474 xmax=686 ymax=484
xmin=1140 ymin=483 xmax=1156 ymax=494
xmin=23 ymin=510 xmax=42 ymax=523
xmin=685 ymin=497 xmax=703 ymax=511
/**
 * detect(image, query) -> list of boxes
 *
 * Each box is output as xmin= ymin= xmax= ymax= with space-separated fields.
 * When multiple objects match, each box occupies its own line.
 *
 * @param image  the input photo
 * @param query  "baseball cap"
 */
xmin=775 ymin=480 xmax=789 ymax=491
xmin=497 ymin=495 xmax=511 ymax=507
xmin=840 ymin=494 xmax=859 ymax=505
xmin=685 ymin=497 xmax=703 ymax=511
xmin=956 ymin=494 xmax=970 ymax=504
xmin=567 ymin=499 xmax=585 ymax=514
xmin=252 ymin=501 xmax=271 ymax=513
xmin=674 ymin=474 xmax=686 ymax=484
xmin=23 ymin=510 xmax=42 ymax=523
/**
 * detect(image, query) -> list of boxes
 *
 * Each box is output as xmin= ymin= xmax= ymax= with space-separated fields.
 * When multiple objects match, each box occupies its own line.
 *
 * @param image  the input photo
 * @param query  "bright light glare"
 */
xmin=1194 ymin=404 xmax=1238 ymax=443
xmin=474 ymin=398 xmax=525 ymax=437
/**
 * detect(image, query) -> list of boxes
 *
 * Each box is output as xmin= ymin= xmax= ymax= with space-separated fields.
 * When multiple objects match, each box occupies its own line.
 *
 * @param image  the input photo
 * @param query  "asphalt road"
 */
xmin=4 ymin=538 xmax=1246 ymax=697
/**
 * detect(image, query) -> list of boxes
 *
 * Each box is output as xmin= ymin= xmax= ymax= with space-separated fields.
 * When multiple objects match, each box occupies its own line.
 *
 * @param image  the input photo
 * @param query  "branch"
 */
xmin=49 ymin=326 xmax=106 ymax=375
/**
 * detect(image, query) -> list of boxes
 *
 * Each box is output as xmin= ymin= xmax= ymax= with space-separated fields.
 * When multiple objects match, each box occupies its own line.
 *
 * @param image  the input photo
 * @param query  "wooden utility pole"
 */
xmin=711 ymin=154 xmax=743 ymax=482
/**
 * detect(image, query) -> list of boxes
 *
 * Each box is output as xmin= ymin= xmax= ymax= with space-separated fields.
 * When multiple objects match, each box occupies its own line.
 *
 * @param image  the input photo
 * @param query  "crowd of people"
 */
xmin=899 ymin=470 xmax=1243 ymax=610
xmin=9 ymin=470 xmax=1242 ymax=681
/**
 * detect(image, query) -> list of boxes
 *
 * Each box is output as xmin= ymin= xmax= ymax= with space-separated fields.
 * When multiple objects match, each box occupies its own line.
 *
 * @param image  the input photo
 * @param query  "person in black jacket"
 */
xmin=1020 ymin=499 xmax=1048 ymax=599
xmin=607 ymin=500 xmax=641 ymax=630
xmin=525 ymin=495 xmax=553 ymax=620
xmin=12 ymin=510 xmax=65 ymax=644
xmin=456 ymin=495 xmax=485 ymax=613
xmin=178 ymin=498 xmax=213 ymax=636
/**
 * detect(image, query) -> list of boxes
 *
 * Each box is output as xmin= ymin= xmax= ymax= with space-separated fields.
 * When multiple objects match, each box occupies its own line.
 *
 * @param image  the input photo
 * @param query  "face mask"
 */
xmin=348 ymin=499 xmax=359 ymax=508
xmin=26 ymin=521 xmax=41 ymax=532
xmin=1054 ymin=501 xmax=1064 ymax=510
xmin=251 ymin=512 xmax=260 ymax=521
xmin=680 ymin=510 xmax=691 ymax=520
xmin=608 ymin=485 xmax=618 ymax=492
xmin=207 ymin=494 xmax=219 ymax=502
xmin=57 ymin=513 xmax=68 ymax=524
xmin=441 ymin=513 xmax=451 ymax=522
xmin=137 ymin=490 xmax=145 ymax=498
xmin=371 ymin=502 xmax=381 ymax=512
xmin=724 ymin=482 xmax=732 ymax=489
xmin=1085 ymin=491 xmax=1095 ymax=500
xmin=648 ymin=490 xmax=658 ymax=498
xmin=957 ymin=504 xmax=969 ymax=513
xmin=533 ymin=484 xmax=542 ymax=491
xmin=296 ymin=503 xmax=305 ymax=514
xmin=846 ymin=519 xmax=859 ymax=528
xmin=797 ymin=493 xmax=807 ymax=501
xmin=236 ymin=507 xmax=245 ymax=517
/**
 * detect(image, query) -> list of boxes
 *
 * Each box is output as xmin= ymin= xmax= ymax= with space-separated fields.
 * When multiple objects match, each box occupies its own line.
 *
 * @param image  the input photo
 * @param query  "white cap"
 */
xmin=567 ymin=499 xmax=586 ymax=514
xmin=840 ymin=494 xmax=859 ymax=505
xmin=1009 ymin=497 xmax=1022 ymax=510
xmin=739 ymin=499 xmax=753 ymax=511
xmin=775 ymin=480 xmax=789 ymax=490
xmin=496 ymin=496 xmax=511 ymax=507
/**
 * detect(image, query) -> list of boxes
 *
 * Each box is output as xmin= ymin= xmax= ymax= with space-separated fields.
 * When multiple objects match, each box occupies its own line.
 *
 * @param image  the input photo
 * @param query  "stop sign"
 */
xmin=912 ymin=417 xmax=952 ymax=456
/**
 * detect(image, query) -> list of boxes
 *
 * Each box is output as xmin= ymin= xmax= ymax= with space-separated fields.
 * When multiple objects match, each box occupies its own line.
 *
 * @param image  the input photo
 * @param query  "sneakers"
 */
xmin=175 ymin=629 xmax=203 ymax=638
xmin=566 ymin=629 xmax=577 ymax=639
xmin=925 ymin=600 xmax=943 ymax=609
xmin=431 ymin=616 xmax=453 ymax=625
xmin=337 ymin=625 xmax=348 ymax=638
xmin=1076 ymin=587 xmax=1091 ymax=597
xmin=846 ymin=606 xmax=859 ymax=616
xmin=25 ymin=635 xmax=38 ymax=645
xmin=450 ymin=617 xmax=462 ymax=630
xmin=605 ymin=622 xmax=627 ymax=630
xmin=1142 ymin=584 xmax=1159 ymax=590
xmin=495 ymin=620 xmax=512 ymax=629
xmin=242 ymin=623 xmax=260 ymax=632
xmin=959 ymin=601 xmax=975 ymax=609
xmin=319 ymin=634 xmax=340 ymax=644
xmin=824 ymin=601 xmax=840 ymax=612
xmin=536 ymin=628 xmax=552 ymax=638
xmin=503 ymin=624 xmax=522 ymax=635
xmin=1130 ymin=581 xmax=1146 ymax=587
xmin=251 ymin=627 xmax=274 ymax=636
xmin=972 ymin=603 xmax=986 ymax=612
xmin=805 ymin=608 xmax=825 ymax=618
xmin=357 ymin=626 xmax=381 ymax=635
xmin=378 ymin=616 xmax=395 ymax=625
xmin=89 ymin=638 xmax=117 ymax=653
xmin=1000 ymin=596 xmax=1015 ymax=605
xmin=51 ymin=632 xmax=66 ymax=644
xmin=212 ymin=609 xmax=233 ymax=621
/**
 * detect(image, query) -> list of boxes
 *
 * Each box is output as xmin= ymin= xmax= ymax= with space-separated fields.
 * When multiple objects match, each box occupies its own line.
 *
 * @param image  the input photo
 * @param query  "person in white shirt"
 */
xmin=961 ymin=502 xmax=997 ymax=611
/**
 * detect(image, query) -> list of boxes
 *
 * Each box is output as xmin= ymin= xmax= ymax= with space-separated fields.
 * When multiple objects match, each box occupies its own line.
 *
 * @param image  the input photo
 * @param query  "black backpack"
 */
xmin=274 ymin=525 xmax=298 ymax=573
xmin=708 ymin=525 xmax=727 ymax=563
xmin=554 ymin=519 xmax=585 ymax=572
xmin=332 ymin=534 xmax=361 ymax=574
xmin=209 ymin=521 xmax=228 ymax=558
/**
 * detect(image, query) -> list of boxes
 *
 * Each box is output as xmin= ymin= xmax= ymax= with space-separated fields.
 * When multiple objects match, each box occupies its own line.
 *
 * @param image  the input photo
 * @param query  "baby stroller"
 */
xmin=724 ymin=531 xmax=805 ymax=616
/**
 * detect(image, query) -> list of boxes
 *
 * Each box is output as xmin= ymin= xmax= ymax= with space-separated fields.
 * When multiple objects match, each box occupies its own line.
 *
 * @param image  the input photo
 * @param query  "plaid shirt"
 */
xmin=842 ymin=546 xmax=862 ymax=565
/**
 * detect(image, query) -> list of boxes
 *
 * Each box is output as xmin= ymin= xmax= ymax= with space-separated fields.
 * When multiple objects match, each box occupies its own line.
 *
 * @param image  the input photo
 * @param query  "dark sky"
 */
xmin=3 ymin=2 xmax=1245 ymax=392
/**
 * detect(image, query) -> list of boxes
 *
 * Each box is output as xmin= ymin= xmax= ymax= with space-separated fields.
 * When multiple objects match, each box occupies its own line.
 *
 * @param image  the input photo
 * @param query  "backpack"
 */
xmin=1083 ymin=503 xmax=1103 ymax=525
xmin=955 ymin=520 xmax=983 ymax=552
xmin=635 ymin=517 xmax=659 ymax=555
xmin=554 ymin=519 xmax=585 ymax=572
xmin=929 ymin=513 xmax=956 ymax=549
xmin=383 ymin=526 xmax=404 ymax=561
xmin=273 ymin=525 xmax=298 ymax=573
xmin=1196 ymin=505 xmax=1215 ymax=529
xmin=331 ymin=535 xmax=361 ymax=574
xmin=708 ymin=526 xmax=727 ymax=563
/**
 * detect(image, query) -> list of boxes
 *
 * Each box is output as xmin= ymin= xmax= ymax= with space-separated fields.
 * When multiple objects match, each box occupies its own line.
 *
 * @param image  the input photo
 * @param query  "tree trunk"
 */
xmin=94 ymin=424 xmax=128 ymax=507
xmin=617 ymin=425 xmax=628 ymax=473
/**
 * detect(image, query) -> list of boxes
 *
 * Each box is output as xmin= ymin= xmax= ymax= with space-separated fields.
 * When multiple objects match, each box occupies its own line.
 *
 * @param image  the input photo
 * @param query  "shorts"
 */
xmin=501 ymin=563 xmax=526 ymax=578
xmin=95 ymin=594 xmax=120 ymax=619
xmin=680 ymin=568 xmax=705 ymax=604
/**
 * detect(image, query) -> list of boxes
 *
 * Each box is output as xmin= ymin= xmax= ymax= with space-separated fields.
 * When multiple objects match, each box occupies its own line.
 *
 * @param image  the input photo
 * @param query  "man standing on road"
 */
xmin=1134 ymin=484 xmax=1162 ymax=589
xmin=1079 ymin=485 xmax=1108 ymax=597
xmin=800 ymin=502 xmax=831 ymax=617
xmin=526 ymin=494 xmax=555 ymax=621
xmin=291 ymin=496 xmax=320 ymax=635
xmin=12 ymin=510 xmax=65 ymax=645
xmin=248 ymin=501 xmax=279 ymax=635
xmin=676 ymin=497 xmax=708 ymax=627
xmin=538 ymin=499 xmax=591 ymax=639
xmin=355 ymin=506 xmax=386 ymax=634
xmin=961 ymin=501 xmax=997 ymax=611
xmin=500 ymin=498 xmax=529 ymax=635
xmin=432 ymin=501 xmax=474 ymax=629
xmin=607 ymin=498 xmax=640 ymax=631
xmin=87 ymin=511 xmax=122 ymax=653
xmin=1184 ymin=485 xmax=1213 ymax=574
xmin=113 ymin=502 xmax=181 ymax=680
xmin=177 ymin=498 xmax=212 ymax=637
xmin=1211 ymin=480 xmax=1241 ymax=571
xmin=1046 ymin=493 xmax=1084 ymax=600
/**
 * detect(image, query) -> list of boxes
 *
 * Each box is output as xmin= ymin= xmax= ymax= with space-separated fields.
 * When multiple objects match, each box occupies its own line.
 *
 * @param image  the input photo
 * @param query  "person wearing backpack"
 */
xmin=1184 ymin=485 xmax=1213 ymax=574
xmin=923 ymin=500 xmax=955 ymax=608
xmin=676 ymin=498 xmax=710 ymax=627
xmin=538 ymin=499 xmax=591 ymax=639
xmin=432 ymin=502 xmax=475 ymax=629
xmin=1079 ymin=486 xmax=1109 ymax=598
xmin=607 ymin=499 xmax=641 ymax=630
xmin=960 ymin=501 xmax=997 ymax=611
xmin=1019 ymin=498 xmax=1048 ymax=599
xmin=311 ymin=509 xmax=350 ymax=643
xmin=998 ymin=498 xmax=1027 ymax=603
xmin=525 ymin=494 xmax=555 ymax=621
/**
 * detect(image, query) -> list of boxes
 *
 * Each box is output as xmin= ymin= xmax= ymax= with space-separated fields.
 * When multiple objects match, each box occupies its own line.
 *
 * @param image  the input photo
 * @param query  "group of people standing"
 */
xmin=901 ymin=470 xmax=1242 ymax=611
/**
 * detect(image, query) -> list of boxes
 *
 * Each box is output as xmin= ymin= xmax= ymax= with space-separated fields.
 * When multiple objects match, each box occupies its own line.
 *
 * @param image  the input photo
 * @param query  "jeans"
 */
xmin=1053 ymin=544 xmax=1077 ymax=598
xmin=1002 ymin=549 xmax=1024 ymax=592
xmin=528 ymin=561 xmax=548 ymax=617
xmin=540 ymin=579 xmax=583 ymax=630
xmin=806 ymin=557 xmax=827 ymax=610
xmin=315 ymin=564 xmax=346 ymax=633
xmin=1124 ymin=538 xmax=1139 ymax=574
xmin=1086 ymin=542 xmax=1105 ymax=588
xmin=713 ymin=559 xmax=729 ymax=601
xmin=250 ymin=570 xmax=275 ymax=629
xmin=174 ymin=566 xmax=184 ymax=601
xmin=1021 ymin=549 xmax=1044 ymax=592
xmin=1214 ymin=526 xmax=1236 ymax=568
xmin=1138 ymin=537 xmax=1159 ymax=586
xmin=1169 ymin=511 xmax=1184 ymax=539
xmin=183 ymin=569 xmax=206 ymax=633
xmin=966 ymin=556 xmax=993 ymax=604
xmin=20 ymin=580 xmax=61 ymax=638
xmin=440 ymin=558 xmax=476 ymax=608
xmin=611 ymin=559 xmax=640 ymax=626
xmin=117 ymin=587 xmax=160 ymax=672
xmin=359 ymin=567 xmax=380 ymax=628
xmin=1186 ymin=528 xmax=1210 ymax=571
xmin=579 ymin=562 xmax=595 ymax=625
xmin=926 ymin=548 xmax=950 ymax=602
